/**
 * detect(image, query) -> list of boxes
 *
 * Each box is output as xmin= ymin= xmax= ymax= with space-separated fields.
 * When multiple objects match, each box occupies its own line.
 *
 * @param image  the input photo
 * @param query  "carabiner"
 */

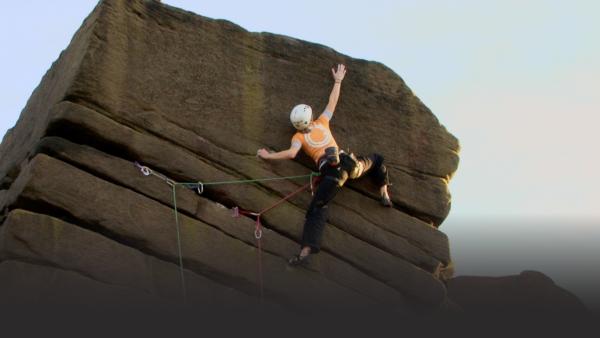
xmin=141 ymin=166 xmax=152 ymax=176
xmin=254 ymin=228 xmax=263 ymax=239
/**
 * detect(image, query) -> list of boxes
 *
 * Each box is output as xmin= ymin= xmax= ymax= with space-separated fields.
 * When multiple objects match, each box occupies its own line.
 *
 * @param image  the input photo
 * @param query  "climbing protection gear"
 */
xmin=340 ymin=153 xmax=365 ymax=179
xmin=290 ymin=104 xmax=313 ymax=130
xmin=134 ymin=161 xmax=319 ymax=303
xmin=134 ymin=162 xmax=187 ymax=303
xmin=231 ymin=180 xmax=315 ymax=299
xmin=324 ymin=146 xmax=340 ymax=166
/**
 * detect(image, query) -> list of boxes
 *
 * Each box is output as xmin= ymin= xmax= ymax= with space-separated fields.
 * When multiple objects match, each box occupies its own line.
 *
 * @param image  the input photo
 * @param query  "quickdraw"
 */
xmin=134 ymin=161 xmax=319 ymax=302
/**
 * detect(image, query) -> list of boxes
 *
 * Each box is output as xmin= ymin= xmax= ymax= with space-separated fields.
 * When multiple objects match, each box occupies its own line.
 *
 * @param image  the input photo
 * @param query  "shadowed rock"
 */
xmin=0 ymin=209 xmax=265 ymax=309
xmin=447 ymin=271 xmax=588 ymax=314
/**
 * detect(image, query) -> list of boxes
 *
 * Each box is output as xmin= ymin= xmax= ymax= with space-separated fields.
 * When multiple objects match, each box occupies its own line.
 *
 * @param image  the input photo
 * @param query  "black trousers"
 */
xmin=301 ymin=153 xmax=390 ymax=253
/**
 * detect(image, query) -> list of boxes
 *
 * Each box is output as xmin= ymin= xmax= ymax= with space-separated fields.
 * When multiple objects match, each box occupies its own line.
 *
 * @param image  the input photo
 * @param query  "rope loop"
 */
xmin=196 ymin=182 xmax=204 ymax=195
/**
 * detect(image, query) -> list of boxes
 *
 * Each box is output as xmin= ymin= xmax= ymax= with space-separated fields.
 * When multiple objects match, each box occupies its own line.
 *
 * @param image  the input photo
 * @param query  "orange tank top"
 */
xmin=291 ymin=114 xmax=338 ymax=165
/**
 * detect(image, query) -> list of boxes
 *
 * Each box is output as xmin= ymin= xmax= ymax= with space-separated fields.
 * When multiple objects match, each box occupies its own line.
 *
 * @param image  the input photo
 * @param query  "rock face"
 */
xmin=447 ymin=271 xmax=588 ymax=314
xmin=0 ymin=0 xmax=459 ymax=312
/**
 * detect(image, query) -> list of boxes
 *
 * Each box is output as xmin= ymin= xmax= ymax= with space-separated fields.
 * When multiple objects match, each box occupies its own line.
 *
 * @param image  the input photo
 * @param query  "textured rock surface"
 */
xmin=0 ymin=260 xmax=162 ymax=306
xmin=0 ymin=0 xmax=459 ymax=311
xmin=0 ymin=210 xmax=260 ymax=308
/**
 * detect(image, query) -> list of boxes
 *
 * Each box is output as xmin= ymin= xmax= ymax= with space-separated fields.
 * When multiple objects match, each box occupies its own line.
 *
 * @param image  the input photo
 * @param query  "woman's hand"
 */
xmin=332 ymin=64 xmax=347 ymax=83
xmin=257 ymin=148 xmax=270 ymax=159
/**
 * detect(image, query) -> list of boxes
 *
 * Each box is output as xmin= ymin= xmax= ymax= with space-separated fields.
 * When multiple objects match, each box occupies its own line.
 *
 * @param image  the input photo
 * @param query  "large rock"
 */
xmin=447 ymin=271 xmax=588 ymax=314
xmin=33 ymin=135 xmax=410 ymax=307
xmin=4 ymin=154 xmax=391 ymax=310
xmin=0 ymin=0 xmax=458 ymax=311
xmin=0 ymin=0 xmax=458 ymax=225
xmin=0 ymin=260 xmax=161 ymax=306
xmin=0 ymin=209 xmax=264 ymax=308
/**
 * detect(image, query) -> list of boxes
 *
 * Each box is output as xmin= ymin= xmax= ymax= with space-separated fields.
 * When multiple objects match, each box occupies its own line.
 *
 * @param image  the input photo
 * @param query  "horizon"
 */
xmin=1 ymin=0 xmax=599 ymax=309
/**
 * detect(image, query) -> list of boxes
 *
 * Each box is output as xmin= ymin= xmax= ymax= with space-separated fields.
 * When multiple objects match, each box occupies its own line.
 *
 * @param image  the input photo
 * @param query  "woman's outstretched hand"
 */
xmin=332 ymin=64 xmax=347 ymax=83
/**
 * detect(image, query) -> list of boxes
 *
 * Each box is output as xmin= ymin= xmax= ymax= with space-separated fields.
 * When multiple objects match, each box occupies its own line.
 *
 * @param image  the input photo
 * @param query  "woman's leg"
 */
xmin=300 ymin=174 xmax=341 ymax=254
xmin=355 ymin=153 xmax=392 ymax=206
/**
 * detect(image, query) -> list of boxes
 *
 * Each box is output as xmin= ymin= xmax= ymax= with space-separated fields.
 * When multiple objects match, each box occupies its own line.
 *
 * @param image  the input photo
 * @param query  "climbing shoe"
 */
xmin=288 ymin=254 xmax=311 ymax=267
xmin=381 ymin=194 xmax=393 ymax=208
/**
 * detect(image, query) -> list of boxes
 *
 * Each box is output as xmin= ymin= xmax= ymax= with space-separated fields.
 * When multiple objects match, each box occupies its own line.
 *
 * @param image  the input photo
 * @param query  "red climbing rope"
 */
xmin=134 ymin=161 xmax=321 ymax=303
xmin=232 ymin=178 xmax=319 ymax=300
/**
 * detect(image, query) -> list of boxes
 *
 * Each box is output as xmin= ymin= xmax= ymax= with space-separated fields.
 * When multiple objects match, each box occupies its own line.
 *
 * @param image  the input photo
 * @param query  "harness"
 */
xmin=318 ymin=147 xmax=365 ymax=187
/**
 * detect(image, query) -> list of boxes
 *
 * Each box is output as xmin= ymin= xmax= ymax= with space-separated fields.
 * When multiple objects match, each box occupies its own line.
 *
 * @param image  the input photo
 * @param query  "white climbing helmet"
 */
xmin=290 ymin=104 xmax=313 ymax=131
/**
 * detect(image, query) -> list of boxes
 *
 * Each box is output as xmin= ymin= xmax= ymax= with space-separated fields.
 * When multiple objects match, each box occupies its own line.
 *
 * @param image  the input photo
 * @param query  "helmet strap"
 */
xmin=300 ymin=125 xmax=313 ymax=134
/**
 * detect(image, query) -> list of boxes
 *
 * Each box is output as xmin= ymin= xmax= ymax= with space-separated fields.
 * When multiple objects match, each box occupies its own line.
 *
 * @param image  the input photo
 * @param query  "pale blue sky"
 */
xmin=1 ymin=1 xmax=599 ymax=306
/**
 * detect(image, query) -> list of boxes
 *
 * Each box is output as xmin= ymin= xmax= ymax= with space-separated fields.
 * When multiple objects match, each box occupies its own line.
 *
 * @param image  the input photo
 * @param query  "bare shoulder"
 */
xmin=319 ymin=110 xmax=333 ymax=121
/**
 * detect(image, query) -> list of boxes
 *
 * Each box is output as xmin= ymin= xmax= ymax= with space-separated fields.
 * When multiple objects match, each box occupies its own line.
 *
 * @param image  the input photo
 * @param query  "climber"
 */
xmin=256 ymin=64 xmax=392 ymax=266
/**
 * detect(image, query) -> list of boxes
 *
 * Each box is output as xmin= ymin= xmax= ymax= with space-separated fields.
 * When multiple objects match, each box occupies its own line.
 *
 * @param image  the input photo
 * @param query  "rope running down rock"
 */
xmin=133 ymin=161 xmax=319 ymax=303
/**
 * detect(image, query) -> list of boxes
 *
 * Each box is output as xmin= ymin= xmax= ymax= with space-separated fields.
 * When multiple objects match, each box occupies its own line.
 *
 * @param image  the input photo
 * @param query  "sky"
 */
xmin=1 ymin=1 xmax=599 ymax=307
